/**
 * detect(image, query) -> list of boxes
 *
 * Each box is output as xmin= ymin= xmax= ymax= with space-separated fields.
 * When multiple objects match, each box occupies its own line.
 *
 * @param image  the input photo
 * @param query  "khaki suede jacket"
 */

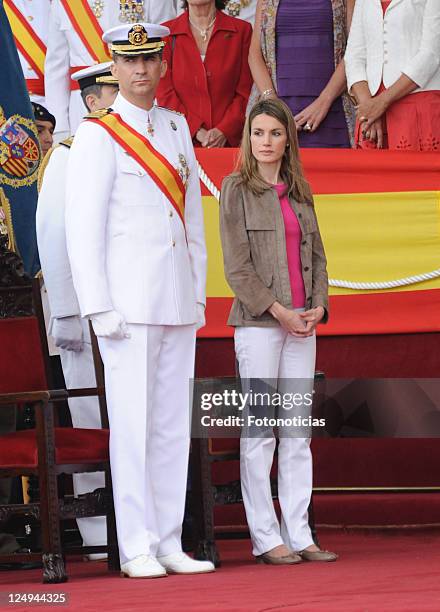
xmin=219 ymin=174 xmax=329 ymax=327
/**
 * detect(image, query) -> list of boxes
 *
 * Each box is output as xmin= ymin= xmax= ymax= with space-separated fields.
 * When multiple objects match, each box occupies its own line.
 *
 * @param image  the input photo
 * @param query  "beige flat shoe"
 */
xmin=299 ymin=549 xmax=338 ymax=562
xmin=256 ymin=551 xmax=302 ymax=565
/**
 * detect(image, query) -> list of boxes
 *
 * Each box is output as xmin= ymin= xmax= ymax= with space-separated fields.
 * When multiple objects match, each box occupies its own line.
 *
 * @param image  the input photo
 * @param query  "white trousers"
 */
xmin=235 ymin=325 xmax=316 ymax=556
xmin=98 ymin=323 xmax=196 ymax=564
xmin=59 ymin=319 xmax=107 ymax=548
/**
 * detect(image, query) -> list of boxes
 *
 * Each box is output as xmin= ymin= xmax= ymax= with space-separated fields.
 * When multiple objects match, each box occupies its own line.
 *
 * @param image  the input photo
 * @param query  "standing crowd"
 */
xmin=14 ymin=0 xmax=440 ymax=152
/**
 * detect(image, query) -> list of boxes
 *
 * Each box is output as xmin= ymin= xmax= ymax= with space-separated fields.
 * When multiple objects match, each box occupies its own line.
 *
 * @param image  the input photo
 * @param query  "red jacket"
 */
xmin=157 ymin=10 xmax=253 ymax=147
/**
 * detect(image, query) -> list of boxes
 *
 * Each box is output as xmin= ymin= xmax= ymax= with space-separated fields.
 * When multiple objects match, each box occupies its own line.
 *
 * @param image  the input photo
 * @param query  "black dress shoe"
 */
xmin=0 ymin=547 xmax=42 ymax=571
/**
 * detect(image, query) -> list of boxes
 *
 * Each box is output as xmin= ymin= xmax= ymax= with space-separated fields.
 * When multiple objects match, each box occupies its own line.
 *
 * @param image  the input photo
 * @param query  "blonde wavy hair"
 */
xmin=236 ymin=98 xmax=313 ymax=203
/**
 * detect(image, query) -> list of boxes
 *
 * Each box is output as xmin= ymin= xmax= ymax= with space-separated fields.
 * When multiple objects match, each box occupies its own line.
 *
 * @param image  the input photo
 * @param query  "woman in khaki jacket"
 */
xmin=220 ymin=98 xmax=336 ymax=565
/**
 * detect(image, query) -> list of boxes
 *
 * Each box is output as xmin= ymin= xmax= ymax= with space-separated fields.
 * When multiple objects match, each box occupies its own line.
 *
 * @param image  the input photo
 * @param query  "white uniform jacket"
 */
xmin=223 ymin=0 xmax=257 ymax=25
xmin=345 ymin=0 xmax=440 ymax=96
xmin=65 ymin=94 xmax=207 ymax=326
xmin=8 ymin=0 xmax=51 ymax=106
xmin=45 ymin=0 xmax=181 ymax=137
xmin=36 ymin=143 xmax=81 ymax=321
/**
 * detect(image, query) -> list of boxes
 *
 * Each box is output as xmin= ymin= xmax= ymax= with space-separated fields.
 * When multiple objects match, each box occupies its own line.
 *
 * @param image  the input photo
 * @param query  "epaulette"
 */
xmin=155 ymin=106 xmax=184 ymax=117
xmin=60 ymin=136 xmax=74 ymax=149
xmin=84 ymin=107 xmax=113 ymax=120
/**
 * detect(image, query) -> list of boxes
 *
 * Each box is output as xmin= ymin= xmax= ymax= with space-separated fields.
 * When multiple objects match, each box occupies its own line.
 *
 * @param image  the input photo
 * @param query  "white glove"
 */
xmin=52 ymin=316 xmax=84 ymax=352
xmin=90 ymin=310 xmax=130 ymax=340
xmin=195 ymin=302 xmax=206 ymax=332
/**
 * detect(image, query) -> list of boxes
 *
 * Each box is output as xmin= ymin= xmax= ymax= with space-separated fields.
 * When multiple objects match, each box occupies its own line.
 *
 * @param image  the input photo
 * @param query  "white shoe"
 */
xmin=157 ymin=552 xmax=215 ymax=575
xmin=84 ymin=553 xmax=108 ymax=562
xmin=120 ymin=554 xmax=167 ymax=579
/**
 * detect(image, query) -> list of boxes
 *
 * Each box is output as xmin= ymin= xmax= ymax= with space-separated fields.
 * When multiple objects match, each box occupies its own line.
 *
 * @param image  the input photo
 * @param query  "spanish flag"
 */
xmin=195 ymin=149 xmax=440 ymax=337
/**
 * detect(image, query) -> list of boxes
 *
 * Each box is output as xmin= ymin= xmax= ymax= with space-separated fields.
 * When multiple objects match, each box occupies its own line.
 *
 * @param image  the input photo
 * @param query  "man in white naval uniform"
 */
xmin=36 ymin=63 xmax=119 ymax=561
xmin=65 ymin=23 xmax=213 ymax=579
xmin=45 ymin=1 xmax=182 ymax=140
xmin=4 ymin=0 xmax=51 ymax=105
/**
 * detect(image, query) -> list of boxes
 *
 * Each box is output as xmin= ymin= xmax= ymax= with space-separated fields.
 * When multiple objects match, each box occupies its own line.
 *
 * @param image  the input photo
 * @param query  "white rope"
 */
xmin=329 ymin=269 xmax=440 ymax=290
xmin=197 ymin=160 xmax=221 ymax=201
xmin=197 ymin=161 xmax=440 ymax=291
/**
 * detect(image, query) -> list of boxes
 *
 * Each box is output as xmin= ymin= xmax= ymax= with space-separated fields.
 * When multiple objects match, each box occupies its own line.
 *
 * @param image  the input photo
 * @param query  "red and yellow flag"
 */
xmin=4 ymin=0 xmax=46 ymax=81
xmin=60 ymin=0 xmax=111 ymax=63
xmin=195 ymin=149 xmax=440 ymax=338
xmin=87 ymin=112 xmax=186 ymax=225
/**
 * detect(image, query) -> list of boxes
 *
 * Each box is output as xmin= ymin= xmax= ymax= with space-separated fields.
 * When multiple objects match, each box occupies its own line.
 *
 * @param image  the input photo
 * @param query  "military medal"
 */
xmin=119 ymin=0 xmax=145 ymax=23
xmin=225 ymin=0 xmax=251 ymax=17
xmin=92 ymin=0 xmax=104 ymax=18
xmin=147 ymin=113 xmax=154 ymax=137
xmin=177 ymin=154 xmax=190 ymax=187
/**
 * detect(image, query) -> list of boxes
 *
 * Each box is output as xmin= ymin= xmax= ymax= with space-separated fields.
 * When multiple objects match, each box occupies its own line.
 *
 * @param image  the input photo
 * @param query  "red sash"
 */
xmin=87 ymin=111 xmax=186 ymax=226
xmin=60 ymin=0 xmax=111 ymax=63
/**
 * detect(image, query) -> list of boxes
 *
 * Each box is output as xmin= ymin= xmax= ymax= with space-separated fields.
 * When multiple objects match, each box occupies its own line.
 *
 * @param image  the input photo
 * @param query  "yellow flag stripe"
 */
xmin=203 ymin=190 xmax=440 ymax=298
xmin=315 ymin=190 xmax=440 ymax=295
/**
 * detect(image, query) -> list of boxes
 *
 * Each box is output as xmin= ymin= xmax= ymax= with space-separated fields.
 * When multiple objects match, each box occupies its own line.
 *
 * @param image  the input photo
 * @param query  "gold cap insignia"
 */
xmin=128 ymin=24 xmax=148 ymax=46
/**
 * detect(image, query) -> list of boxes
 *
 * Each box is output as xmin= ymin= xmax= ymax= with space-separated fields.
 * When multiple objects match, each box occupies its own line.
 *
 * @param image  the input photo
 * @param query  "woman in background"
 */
xmin=248 ymin=0 xmax=356 ymax=148
xmin=345 ymin=0 xmax=440 ymax=150
xmin=157 ymin=0 xmax=253 ymax=147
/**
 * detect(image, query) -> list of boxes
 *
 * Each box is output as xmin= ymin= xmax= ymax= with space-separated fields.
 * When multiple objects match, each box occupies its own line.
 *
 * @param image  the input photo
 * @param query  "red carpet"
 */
xmin=1 ymin=531 xmax=440 ymax=611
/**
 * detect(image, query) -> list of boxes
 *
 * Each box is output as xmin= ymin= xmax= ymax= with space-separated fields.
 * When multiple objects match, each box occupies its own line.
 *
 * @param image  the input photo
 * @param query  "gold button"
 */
xmin=28 ymin=15 xmax=33 ymax=20
xmin=169 ymin=210 xmax=173 ymax=217
xmin=172 ymin=240 xmax=176 ymax=247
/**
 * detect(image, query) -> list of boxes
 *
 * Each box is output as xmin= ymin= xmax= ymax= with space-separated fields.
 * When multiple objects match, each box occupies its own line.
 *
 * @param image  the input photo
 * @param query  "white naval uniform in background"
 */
xmin=45 ymin=1 xmax=181 ymax=139
xmin=8 ymin=0 xmax=51 ymax=106
xmin=36 ymin=143 xmax=107 ymax=550
xmin=223 ymin=0 xmax=257 ymax=25
xmin=65 ymin=93 xmax=207 ymax=564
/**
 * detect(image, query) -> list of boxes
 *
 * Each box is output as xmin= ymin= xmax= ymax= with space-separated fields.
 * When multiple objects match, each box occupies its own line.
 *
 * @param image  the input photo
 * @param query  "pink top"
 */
xmin=273 ymin=184 xmax=306 ymax=309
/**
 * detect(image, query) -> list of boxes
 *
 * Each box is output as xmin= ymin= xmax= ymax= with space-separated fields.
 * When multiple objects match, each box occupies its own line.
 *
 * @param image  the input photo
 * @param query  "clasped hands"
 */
xmin=269 ymin=302 xmax=325 ymax=337
xmin=355 ymin=94 xmax=390 ymax=149
xmin=196 ymin=127 xmax=226 ymax=148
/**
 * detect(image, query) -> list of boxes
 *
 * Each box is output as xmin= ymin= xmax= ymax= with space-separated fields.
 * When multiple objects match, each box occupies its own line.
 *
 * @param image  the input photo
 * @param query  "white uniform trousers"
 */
xmin=97 ymin=323 xmax=196 ymax=565
xmin=235 ymin=325 xmax=316 ymax=556
xmin=59 ymin=320 xmax=107 ymax=548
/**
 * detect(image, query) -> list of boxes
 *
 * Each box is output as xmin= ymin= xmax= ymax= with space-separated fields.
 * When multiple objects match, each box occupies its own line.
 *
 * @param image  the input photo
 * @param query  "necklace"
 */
xmin=91 ymin=0 xmax=104 ymax=18
xmin=119 ymin=1 xmax=145 ymax=23
xmin=189 ymin=13 xmax=216 ymax=43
